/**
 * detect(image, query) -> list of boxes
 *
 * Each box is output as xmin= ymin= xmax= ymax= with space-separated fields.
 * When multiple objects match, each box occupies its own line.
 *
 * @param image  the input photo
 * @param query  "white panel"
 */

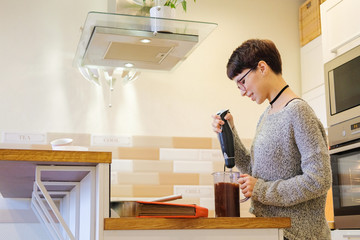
xmin=104 ymin=228 xmax=282 ymax=240
xmin=300 ymin=36 xmax=324 ymax=94
xmin=325 ymin=0 xmax=360 ymax=51
xmin=0 ymin=198 xmax=31 ymax=210
xmin=321 ymin=0 xmax=360 ymax=62
xmin=1 ymin=132 xmax=46 ymax=144
xmin=173 ymin=185 xmax=213 ymax=198
xmin=91 ymin=134 xmax=132 ymax=147
xmin=173 ymin=160 xmax=213 ymax=173
xmin=0 ymin=223 xmax=50 ymax=240
xmin=160 ymin=148 xmax=200 ymax=161
xmin=331 ymin=230 xmax=360 ymax=240
xmin=199 ymin=149 xmax=223 ymax=161
xmin=111 ymin=159 xmax=133 ymax=172
xmin=302 ymin=84 xmax=328 ymax=128
xmin=79 ymin=172 xmax=94 ymax=240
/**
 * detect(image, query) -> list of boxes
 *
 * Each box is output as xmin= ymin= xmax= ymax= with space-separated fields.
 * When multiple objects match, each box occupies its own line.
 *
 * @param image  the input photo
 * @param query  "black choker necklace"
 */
xmin=270 ymin=85 xmax=289 ymax=106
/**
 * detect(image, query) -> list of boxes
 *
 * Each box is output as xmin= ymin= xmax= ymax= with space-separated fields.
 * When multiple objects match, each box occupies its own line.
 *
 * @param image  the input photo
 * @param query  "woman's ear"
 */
xmin=258 ymin=60 xmax=270 ymax=75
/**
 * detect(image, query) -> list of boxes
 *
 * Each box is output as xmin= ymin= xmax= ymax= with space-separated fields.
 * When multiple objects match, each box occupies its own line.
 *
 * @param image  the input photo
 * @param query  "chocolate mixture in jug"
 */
xmin=214 ymin=181 xmax=240 ymax=217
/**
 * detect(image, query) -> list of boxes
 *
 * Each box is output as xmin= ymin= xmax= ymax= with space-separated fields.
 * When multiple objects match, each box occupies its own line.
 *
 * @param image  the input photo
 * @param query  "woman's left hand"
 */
xmin=238 ymin=174 xmax=257 ymax=198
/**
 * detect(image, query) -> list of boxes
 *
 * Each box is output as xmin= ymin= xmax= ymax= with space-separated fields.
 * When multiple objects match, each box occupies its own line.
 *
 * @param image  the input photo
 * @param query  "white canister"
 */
xmin=149 ymin=6 xmax=176 ymax=33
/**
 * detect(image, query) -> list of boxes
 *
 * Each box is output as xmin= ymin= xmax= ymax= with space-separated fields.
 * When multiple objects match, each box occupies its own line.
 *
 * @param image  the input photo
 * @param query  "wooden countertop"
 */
xmin=104 ymin=217 xmax=291 ymax=230
xmin=0 ymin=149 xmax=112 ymax=198
xmin=0 ymin=149 xmax=111 ymax=163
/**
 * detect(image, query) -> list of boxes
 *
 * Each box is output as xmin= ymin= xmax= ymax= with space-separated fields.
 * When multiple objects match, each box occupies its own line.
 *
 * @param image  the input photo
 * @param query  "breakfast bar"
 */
xmin=0 ymin=149 xmax=291 ymax=240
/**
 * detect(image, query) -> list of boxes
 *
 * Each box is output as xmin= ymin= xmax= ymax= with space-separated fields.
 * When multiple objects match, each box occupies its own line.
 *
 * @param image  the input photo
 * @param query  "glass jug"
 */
xmin=212 ymin=171 xmax=249 ymax=217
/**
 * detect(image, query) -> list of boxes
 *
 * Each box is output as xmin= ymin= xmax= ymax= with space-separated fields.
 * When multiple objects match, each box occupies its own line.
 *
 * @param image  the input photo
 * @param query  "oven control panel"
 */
xmin=328 ymin=116 xmax=360 ymax=149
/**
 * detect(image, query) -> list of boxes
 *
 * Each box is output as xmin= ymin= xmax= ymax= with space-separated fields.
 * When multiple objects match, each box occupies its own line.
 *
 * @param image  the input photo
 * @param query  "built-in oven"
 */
xmin=330 ymin=141 xmax=360 ymax=229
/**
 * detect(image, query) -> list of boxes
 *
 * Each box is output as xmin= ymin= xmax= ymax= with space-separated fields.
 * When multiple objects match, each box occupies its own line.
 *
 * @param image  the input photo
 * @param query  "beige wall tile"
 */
xmin=159 ymin=173 xmax=199 ymax=185
xmin=117 ymin=172 xmax=159 ymax=185
xmin=172 ymin=137 xmax=212 ymax=149
xmin=200 ymin=197 xmax=215 ymax=211
xmin=199 ymin=173 xmax=214 ymax=185
xmin=31 ymin=144 xmax=52 ymax=150
xmin=208 ymin=210 xmax=215 ymax=218
xmin=133 ymin=160 xmax=173 ymax=172
xmin=115 ymin=147 xmax=159 ymax=160
xmin=241 ymin=138 xmax=253 ymax=150
xmin=240 ymin=200 xmax=254 ymax=217
xmin=111 ymin=159 xmax=133 ymax=172
xmin=88 ymin=146 xmax=118 ymax=158
xmin=213 ymin=161 xmax=225 ymax=172
xmin=211 ymin=138 xmax=221 ymax=149
xmin=111 ymin=185 xmax=133 ymax=197
xmin=160 ymin=148 xmax=199 ymax=161
xmin=199 ymin=149 xmax=223 ymax=161
xmin=133 ymin=185 xmax=173 ymax=197
xmin=132 ymin=136 xmax=173 ymax=148
xmin=173 ymin=160 xmax=213 ymax=173
xmin=111 ymin=172 xmax=118 ymax=184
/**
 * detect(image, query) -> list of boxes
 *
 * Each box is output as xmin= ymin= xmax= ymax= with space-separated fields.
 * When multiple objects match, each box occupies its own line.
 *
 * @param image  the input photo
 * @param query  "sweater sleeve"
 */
xmin=252 ymin=102 xmax=332 ymax=207
xmin=233 ymin=126 xmax=252 ymax=174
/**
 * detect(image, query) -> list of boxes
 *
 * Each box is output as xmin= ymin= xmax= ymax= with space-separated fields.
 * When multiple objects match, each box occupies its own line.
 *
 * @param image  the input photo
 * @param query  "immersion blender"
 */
xmin=217 ymin=109 xmax=235 ymax=170
xmin=216 ymin=109 xmax=250 ymax=203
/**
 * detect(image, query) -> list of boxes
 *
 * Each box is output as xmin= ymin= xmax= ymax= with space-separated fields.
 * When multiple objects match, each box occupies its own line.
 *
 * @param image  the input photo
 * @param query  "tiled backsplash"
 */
xmin=0 ymin=132 xmax=254 ymax=217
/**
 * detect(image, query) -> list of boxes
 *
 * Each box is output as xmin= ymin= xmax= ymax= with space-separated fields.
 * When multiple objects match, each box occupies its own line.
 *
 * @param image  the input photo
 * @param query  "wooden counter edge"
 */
xmin=0 ymin=149 xmax=112 ymax=164
xmin=104 ymin=217 xmax=291 ymax=230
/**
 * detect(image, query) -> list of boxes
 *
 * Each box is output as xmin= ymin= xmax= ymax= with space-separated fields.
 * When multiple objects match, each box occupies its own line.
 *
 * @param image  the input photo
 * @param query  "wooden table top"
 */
xmin=0 ymin=149 xmax=112 ymax=198
xmin=104 ymin=217 xmax=291 ymax=230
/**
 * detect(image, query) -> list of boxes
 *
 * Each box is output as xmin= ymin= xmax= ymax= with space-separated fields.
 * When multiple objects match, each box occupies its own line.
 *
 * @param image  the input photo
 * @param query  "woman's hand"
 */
xmin=238 ymin=174 xmax=257 ymax=198
xmin=211 ymin=112 xmax=234 ymax=133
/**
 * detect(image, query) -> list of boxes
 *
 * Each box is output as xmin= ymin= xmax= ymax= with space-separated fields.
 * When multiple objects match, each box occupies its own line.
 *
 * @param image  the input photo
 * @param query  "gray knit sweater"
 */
xmin=234 ymin=99 xmax=332 ymax=240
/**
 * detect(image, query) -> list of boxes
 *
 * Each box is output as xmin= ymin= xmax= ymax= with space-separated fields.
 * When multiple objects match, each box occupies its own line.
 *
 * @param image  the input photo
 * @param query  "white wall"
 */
xmin=0 ymin=0 xmax=304 ymax=139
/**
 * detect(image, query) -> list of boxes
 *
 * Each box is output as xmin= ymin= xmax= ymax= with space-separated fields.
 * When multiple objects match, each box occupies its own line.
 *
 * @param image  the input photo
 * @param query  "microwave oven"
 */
xmin=325 ymin=44 xmax=360 ymax=148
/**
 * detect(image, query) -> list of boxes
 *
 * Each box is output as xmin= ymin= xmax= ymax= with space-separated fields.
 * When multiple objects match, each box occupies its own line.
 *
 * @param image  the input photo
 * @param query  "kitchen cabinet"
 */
xmin=300 ymin=35 xmax=328 ymax=128
xmin=320 ymin=0 xmax=360 ymax=63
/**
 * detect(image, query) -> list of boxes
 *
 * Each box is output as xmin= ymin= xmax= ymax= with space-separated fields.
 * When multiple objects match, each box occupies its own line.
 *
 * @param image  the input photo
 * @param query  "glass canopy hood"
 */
xmin=73 ymin=12 xmax=217 ymax=84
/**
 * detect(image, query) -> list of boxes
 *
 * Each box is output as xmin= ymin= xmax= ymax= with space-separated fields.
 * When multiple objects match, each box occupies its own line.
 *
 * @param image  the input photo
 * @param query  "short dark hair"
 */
xmin=226 ymin=39 xmax=282 ymax=80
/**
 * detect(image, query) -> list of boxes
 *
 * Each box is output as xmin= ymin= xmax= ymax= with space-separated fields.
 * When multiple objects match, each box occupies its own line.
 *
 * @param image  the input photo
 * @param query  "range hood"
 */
xmin=73 ymin=12 xmax=217 ymax=82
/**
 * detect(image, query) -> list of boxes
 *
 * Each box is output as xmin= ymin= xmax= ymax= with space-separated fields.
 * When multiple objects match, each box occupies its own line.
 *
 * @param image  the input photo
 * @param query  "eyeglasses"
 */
xmin=236 ymin=68 xmax=253 ymax=91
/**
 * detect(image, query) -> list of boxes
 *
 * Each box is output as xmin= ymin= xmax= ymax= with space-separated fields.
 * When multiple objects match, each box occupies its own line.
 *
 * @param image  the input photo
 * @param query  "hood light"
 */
xmin=140 ymin=38 xmax=151 ymax=43
xmin=124 ymin=63 xmax=134 ymax=68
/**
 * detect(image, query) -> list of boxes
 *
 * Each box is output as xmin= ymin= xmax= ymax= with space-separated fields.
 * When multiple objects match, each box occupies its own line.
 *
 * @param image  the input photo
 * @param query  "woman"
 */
xmin=212 ymin=39 xmax=332 ymax=240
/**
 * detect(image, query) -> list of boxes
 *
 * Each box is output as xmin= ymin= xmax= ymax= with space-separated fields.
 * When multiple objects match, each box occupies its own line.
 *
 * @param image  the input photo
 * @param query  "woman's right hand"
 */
xmin=211 ymin=112 xmax=234 ymax=133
